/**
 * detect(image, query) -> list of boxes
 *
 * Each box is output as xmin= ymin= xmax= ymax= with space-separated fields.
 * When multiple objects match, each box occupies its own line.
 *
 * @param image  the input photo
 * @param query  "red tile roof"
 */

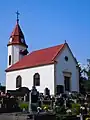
xmin=7 ymin=23 xmax=28 ymax=48
xmin=6 ymin=43 xmax=65 ymax=72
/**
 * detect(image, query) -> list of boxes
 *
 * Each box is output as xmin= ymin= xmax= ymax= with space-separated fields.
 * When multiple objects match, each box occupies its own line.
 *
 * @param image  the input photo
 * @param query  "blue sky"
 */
xmin=0 ymin=0 xmax=90 ymax=85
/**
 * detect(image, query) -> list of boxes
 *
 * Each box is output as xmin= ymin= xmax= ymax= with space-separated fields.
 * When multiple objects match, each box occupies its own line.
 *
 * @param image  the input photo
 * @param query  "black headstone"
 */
xmin=56 ymin=85 xmax=64 ymax=95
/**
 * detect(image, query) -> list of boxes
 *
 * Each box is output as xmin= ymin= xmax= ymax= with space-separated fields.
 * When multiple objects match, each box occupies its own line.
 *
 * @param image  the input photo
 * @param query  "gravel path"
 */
xmin=0 ymin=113 xmax=28 ymax=120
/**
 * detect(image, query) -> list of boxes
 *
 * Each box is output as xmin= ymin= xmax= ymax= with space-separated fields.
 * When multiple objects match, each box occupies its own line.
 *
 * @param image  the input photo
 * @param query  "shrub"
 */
xmin=42 ymin=104 xmax=51 ymax=110
xmin=19 ymin=102 xmax=28 ymax=110
xmin=54 ymin=105 xmax=66 ymax=114
xmin=71 ymin=103 xmax=80 ymax=115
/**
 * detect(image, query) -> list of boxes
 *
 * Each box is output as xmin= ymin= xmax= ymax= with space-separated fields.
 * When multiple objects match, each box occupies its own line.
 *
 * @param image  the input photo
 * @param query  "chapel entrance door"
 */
xmin=64 ymin=76 xmax=71 ymax=92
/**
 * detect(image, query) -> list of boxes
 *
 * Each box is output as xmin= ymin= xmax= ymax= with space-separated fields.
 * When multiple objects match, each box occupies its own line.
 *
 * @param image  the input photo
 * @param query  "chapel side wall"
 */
xmin=55 ymin=45 xmax=79 ymax=92
xmin=6 ymin=64 xmax=55 ymax=95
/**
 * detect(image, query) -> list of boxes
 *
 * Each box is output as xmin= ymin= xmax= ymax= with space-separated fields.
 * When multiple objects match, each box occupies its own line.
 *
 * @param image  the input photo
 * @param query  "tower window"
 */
xmin=9 ymin=55 xmax=11 ymax=65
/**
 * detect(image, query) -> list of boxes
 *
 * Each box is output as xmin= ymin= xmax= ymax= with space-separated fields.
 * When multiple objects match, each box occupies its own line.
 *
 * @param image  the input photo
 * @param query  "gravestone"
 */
xmin=44 ymin=88 xmax=50 ymax=96
xmin=29 ymin=86 xmax=39 ymax=112
xmin=56 ymin=85 xmax=64 ymax=95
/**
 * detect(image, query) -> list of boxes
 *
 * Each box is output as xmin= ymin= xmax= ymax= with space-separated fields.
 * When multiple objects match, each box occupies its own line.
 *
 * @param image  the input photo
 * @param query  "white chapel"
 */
xmin=5 ymin=18 xmax=79 ymax=95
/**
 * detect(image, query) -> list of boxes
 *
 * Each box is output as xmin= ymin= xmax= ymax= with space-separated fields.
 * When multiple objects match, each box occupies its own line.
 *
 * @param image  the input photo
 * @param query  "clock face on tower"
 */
xmin=9 ymin=38 xmax=12 ymax=42
xmin=21 ymin=38 xmax=25 ymax=43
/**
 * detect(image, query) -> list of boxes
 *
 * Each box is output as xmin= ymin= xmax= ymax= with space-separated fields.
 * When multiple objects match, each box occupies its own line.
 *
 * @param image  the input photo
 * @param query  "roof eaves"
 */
xmin=5 ymin=61 xmax=54 ymax=72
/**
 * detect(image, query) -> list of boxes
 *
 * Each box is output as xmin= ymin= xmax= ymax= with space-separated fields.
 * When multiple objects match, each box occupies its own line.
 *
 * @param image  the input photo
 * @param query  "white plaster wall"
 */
xmin=13 ymin=45 xmax=26 ymax=63
xmin=6 ymin=64 xmax=54 ymax=95
xmin=7 ymin=45 xmax=26 ymax=67
xmin=55 ymin=45 xmax=79 ymax=92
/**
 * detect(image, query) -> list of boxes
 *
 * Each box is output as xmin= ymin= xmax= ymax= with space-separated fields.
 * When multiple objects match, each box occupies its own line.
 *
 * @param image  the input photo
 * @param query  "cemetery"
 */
xmin=0 ymin=3 xmax=89 ymax=120
xmin=0 ymin=84 xmax=90 ymax=120
xmin=1 ymin=63 xmax=90 ymax=120
xmin=0 ymin=63 xmax=90 ymax=120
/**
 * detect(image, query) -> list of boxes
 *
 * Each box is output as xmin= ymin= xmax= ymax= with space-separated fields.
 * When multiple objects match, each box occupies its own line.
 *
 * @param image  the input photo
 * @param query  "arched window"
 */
xmin=16 ymin=75 xmax=22 ymax=88
xmin=33 ymin=73 xmax=40 ymax=86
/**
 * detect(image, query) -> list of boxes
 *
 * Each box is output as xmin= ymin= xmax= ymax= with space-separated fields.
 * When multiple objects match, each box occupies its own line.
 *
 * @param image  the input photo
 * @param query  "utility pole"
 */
xmin=87 ymin=59 xmax=90 ymax=80
xmin=87 ymin=59 xmax=90 ymax=71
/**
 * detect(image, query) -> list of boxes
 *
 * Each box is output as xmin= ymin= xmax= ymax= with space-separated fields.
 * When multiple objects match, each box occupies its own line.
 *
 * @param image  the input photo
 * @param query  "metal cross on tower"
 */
xmin=16 ymin=10 xmax=20 ymax=23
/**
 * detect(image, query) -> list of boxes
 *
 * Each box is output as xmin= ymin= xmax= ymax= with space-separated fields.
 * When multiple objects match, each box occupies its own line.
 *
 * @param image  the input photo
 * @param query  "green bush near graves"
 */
xmin=71 ymin=103 xmax=80 ymax=115
xmin=54 ymin=105 xmax=66 ymax=114
xmin=19 ymin=102 xmax=29 ymax=110
xmin=42 ymin=104 xmax=51 ymax=110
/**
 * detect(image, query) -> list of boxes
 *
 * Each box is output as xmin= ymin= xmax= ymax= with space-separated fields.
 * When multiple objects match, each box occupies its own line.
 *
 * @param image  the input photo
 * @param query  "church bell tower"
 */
xmin=7 ymin=11 xmax=28 ymax=68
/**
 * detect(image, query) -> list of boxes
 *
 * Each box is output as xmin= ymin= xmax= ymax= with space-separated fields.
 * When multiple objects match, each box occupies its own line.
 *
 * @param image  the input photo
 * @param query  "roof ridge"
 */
xmin=32 ymin=43 xmax=64 ymax=53
xmin=52 ymin=43 xmax=65 ymax=61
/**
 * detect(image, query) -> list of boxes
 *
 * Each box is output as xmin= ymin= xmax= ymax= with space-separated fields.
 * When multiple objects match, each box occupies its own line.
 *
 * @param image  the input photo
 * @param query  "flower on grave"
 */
xmin=37 ymin=107 xmax=42 ymax=110
xmin=69 ymin=92 xmax=71 ymax=95
xmin=87 ymin=107 xmax=89 ymax=111
xmin=51 ymin=95 xmax=54 ymax=99
xmin=43 ymin=106 xmax=48 ymax=111
xmin=69 ymin=92 xmax=72 ymax=96
xmin=80 ymin=106 xmax=85 ymax=110
xmin=23 ymin=108 xmax=25 ymax=112
xmin=85 ymin=97 xmax=87 ymax=100
xmin=73 ymin=99 xmax=77 ymax=103
xmin=66 ymin=109 xmax=72 ymax=113
xmin=10 ymin=96 xmax=14 ymax=98
xmin=55 ymin=106 xmax=59 ymax=108
xmin=37 ymin=107 xmax=42 ymax=112
xmin=84 ymin=102 xmax=88 ymax=105
xmin=70 ymin=99 xmax=74 ymax=102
